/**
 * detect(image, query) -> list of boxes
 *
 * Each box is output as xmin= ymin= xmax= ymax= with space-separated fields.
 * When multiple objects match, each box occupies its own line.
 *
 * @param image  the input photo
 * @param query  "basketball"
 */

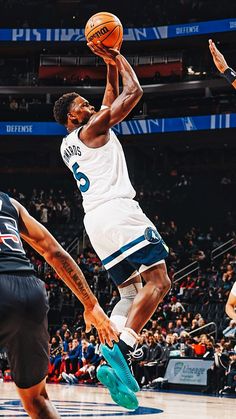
xmin=85 ymin=12 xmax=123 ymax=48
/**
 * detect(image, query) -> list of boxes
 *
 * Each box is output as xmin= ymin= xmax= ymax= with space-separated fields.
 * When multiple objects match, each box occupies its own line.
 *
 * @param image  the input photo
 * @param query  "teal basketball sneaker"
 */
xmin=96 ymin=364 xmax=138 ymax=410
xmin=100 ymin=340 xmax=140 ymax=393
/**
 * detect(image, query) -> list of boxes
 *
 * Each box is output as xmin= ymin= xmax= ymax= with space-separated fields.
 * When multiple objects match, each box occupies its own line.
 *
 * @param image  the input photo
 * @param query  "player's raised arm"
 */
xmin=11 ymin=198 xmax=118 ymax=347
xmin=102 ymin=61 xmax=119 ymax=107
xmin=82 ymin=43 xmax=143 ymax=140
xmin=88 ymin=40 xmax=120 ymax=107
xmin=209 ymin=39 xmax=236 ymax=89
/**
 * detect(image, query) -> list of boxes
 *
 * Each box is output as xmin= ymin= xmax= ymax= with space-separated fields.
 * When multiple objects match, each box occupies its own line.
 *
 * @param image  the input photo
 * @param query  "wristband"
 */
xmin=223 ymin=67 xmax=236 ymax=85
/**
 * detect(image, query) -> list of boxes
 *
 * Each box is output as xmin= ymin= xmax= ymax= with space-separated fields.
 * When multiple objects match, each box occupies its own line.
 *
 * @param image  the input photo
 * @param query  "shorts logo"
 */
xmin=144 ymin=227 xmax=161 ymax=244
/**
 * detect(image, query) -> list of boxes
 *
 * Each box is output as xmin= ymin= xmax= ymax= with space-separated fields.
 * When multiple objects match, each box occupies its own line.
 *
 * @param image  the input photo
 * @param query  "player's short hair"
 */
xmin=53 ymin=92 xmax=79 ymax=125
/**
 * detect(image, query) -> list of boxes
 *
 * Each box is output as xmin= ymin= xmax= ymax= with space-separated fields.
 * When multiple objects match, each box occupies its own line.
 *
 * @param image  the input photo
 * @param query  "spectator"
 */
xmin=9 ymin=98 xmax=18 ymax=111
xmin=106 ymin=289 xmax=120 ymax=316
xmin=140 ymin=334 xmax=163 ymax=386
xmin=174 ymin=319 xmax=185 ymax=336
xmin=61 ymin=201 xmax=71 ymax=223
xmin=203 ymin=344 xmax=229 ymax=394
xmin=223 ymin=320 xmax=236 ymax=339
xmin=64 ymin=338 xmax=81 ymax=374
xmin=203 ymin=338 xmax=215 ymax=359
xmin=170 ymin=296 xmax=185 ymax=313
xmin=40 ymin=204 xmax=48 ymax=225
xmin=219 ymin=350 xmax=236 ymax=394
xmin=192 ymin=334 xmax=208 ymax=357
xmin=176 ymin=332 xmax=195 ymax=357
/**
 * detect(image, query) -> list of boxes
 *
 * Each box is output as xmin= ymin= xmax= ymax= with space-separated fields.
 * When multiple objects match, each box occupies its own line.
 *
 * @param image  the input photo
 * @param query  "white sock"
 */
xmin=110 ymin=315 xmax=127 ymax=333
xmin=120 ymin=327 xmax=138 ymax=349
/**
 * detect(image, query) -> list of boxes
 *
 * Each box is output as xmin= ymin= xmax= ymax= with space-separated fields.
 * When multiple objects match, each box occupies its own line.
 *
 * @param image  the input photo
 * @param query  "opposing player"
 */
xmin=209 ymin=39 xmax=236 ymax=89
xmin=0 ymin=191 xmax=118 ymax=418
xmin=53 ymin=43 xmax=171 ymax=409
xmin=209 ymin=39 xmax=236 ymax=322
xmin=226 ymin=282 xmax=236 ymax=322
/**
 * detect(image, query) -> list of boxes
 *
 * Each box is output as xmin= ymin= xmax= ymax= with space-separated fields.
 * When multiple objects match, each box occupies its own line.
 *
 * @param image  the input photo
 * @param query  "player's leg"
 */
xmin=16 ymin=378 xmax=60 ymax=419
xmin=110 ymin=275 xmax=143 ymax=332
xmin=97 ymin=275 xmax=141 ymax=409
xmin=101 ymin=263 xmax=170 ymax=392
xmin=6 ymin=274 xmax=59 ymax=417
xmin=124 ymin=262 xmax=170 ymax=333
xmin=85 ymin=200 xmax=170 ymax=399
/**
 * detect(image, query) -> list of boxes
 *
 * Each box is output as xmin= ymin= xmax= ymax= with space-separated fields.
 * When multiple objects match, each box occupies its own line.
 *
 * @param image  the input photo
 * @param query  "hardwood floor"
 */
xmin=0 ymin=382 xmax=234 ymax=418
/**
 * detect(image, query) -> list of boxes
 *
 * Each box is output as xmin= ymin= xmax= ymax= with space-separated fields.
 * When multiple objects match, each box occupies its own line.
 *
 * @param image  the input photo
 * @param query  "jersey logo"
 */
xmin=0 ymin=216 xmax=24 ymax=253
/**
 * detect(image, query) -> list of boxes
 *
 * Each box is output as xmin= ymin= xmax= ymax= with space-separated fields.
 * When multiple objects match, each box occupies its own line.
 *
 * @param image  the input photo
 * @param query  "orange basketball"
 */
xmin=85 ymin=12 xmax=123 ymax=48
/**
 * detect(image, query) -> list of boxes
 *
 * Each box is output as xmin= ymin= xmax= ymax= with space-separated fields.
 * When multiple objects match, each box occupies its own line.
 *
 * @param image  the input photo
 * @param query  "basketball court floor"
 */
xmin=0 ymin=382 xmax=234 ymax=418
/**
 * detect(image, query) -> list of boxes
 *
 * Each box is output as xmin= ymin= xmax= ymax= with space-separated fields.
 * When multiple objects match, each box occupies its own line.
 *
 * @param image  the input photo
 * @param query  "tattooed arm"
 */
xmin=11 ymin=198 xmax=118 ymax=346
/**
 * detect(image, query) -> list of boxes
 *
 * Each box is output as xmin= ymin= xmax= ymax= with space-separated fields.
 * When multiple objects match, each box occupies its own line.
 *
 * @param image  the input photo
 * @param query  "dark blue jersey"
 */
xmin=0 ymin=192 xmax=34 ymax=273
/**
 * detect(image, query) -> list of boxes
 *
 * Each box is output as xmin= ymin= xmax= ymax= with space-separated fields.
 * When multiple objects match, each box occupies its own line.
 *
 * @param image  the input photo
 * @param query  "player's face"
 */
xmin=69 ymin=96 xmax=96 ymax=125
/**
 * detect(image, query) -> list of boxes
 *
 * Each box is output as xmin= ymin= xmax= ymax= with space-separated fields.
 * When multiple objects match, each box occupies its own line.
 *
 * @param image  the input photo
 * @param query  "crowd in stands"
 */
xmin=1 ymin=92 xmax=236 ymax=121
xmin=9 ymin=186 xmax=84 ymax=228
xmin=0 ymin=184 xmax=235 ymax=394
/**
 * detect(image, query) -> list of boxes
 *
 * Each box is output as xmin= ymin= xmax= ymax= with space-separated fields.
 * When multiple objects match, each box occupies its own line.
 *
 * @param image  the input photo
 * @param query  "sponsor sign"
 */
xmin=165 ymin=358 xmax=214 ymax=385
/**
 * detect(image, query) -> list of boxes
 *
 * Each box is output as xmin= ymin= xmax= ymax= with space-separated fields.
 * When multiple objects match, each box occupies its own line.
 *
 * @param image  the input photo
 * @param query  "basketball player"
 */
xmin=0 ymin=191 xmax=118 ymax=418
xmin=209 ymin=39 xmax=236 ymax=89
xmin=226 ymin=282 xmax=236 ymax=322
xmin=53 ymin=42 xmax=171 ymax=409
xmin=209 ymin=39 xmax=236 ymax=322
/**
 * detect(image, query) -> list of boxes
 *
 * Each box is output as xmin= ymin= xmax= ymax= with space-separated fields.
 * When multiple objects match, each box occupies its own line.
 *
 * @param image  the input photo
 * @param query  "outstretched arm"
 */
xmin=102 ymin=63 xmax=119 ymax=107
xmin=209 ymin=39 xmax=236 ymax=89
xmin=11 ymin=198 xmax=118 ymax=346
xmin=87 ymin=40 xmax=119 ymax=107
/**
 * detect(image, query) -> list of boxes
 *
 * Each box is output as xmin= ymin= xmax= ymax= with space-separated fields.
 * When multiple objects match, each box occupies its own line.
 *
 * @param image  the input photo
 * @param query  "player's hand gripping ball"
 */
xmin=85 ymin=12 xmax=123 ymax=48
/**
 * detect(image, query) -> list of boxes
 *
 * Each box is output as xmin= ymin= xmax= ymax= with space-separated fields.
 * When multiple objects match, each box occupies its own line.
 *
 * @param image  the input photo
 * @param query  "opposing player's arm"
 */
xmin=12 ymin=198 xmax=97 ymax=308
xmin=10 ymin=198 xmax=118 ymax=346
xmin=81 ymin=44 xmax=143 ymax=142
xmin=225 ymin=291 xmax=236 ymax=322
xmin=209 ymin=39 xmax=236 ymax=89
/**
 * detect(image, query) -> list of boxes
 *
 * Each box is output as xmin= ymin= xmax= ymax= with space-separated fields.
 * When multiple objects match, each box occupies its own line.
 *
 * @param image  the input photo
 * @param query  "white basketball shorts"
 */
xmin=84 ymin=198 xmax=169 ymax=286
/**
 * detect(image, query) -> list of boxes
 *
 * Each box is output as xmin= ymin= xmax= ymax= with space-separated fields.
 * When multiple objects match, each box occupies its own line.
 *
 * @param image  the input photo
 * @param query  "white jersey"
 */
xmin=60 ymin=128 xmax=136 ymax=213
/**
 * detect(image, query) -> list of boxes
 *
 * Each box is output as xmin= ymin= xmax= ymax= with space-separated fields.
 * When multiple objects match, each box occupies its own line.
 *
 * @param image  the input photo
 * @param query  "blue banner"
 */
xmin=167 ymin=18 xmax=236 ymax=39
xmin=0 ymin=18 xmax=235 ymax=42
xmin=0 ymin=114 xmax=235 ymax=136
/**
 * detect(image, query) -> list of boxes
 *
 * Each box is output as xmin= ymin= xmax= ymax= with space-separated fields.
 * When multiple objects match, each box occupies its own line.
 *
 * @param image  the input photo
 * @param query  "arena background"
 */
xmin=0 ymin=0 xmax=236 ymax=401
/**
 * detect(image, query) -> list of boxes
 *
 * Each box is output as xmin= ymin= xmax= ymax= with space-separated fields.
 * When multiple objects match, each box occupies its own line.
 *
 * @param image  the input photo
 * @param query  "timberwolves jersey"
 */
xmin=60 ymin=128 xmax=136 ymax=213
xmin=0 ymin=192 xmax=34 ymax=273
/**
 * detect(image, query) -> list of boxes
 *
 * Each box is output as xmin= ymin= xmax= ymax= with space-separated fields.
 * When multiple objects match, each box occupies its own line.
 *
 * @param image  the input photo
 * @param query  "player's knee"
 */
xmin=152 ymin=273 xmax=171 ymax=295
xmin=162 ymin=274 xmax=171 ymax=293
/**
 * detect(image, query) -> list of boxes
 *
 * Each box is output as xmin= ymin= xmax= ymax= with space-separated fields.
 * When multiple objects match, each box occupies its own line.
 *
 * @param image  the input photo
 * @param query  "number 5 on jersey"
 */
xmin=72 ymin=162 xmax=90 ymax=192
